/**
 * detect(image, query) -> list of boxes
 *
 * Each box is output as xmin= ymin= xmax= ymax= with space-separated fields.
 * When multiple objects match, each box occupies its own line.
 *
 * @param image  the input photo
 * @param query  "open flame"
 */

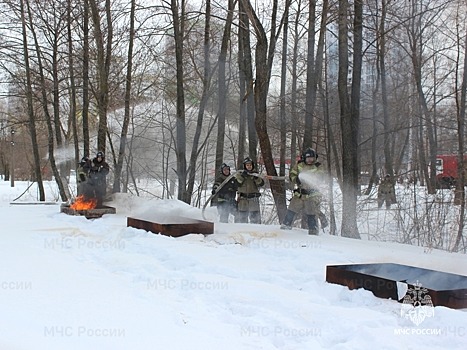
xmin=70 ymin=195 xmax=97 ymax=210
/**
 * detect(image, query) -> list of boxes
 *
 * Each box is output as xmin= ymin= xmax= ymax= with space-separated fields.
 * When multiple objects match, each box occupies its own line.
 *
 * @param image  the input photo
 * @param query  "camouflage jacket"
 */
xmin=213 ymin=173 xmax=238 ymax=201
xmin=235 ymin=171 xmax=264 ymax=196
xmin=289 ymin=161 xmax=323 ymax=197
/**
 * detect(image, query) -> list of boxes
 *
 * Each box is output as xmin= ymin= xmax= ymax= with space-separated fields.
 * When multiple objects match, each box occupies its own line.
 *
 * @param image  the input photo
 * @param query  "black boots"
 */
xmin=281 ymin=211 xmax=319 ymax=235
xmin=280 ymin=210 xmax=296 ymax=230
xmin=307 ymin=215 xmax=318 ymax=235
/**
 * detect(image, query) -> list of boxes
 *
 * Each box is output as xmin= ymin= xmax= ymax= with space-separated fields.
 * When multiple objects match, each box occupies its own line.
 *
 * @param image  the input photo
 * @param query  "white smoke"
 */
xmin=298 ymin=171 xmax=329 ymax=195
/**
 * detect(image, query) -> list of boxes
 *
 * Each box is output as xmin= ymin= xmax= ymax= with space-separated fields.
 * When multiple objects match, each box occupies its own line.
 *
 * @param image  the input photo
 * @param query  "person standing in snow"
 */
xmin=280 ymin=148 xmax=323 ymax=235
xmin=211 ymin=163 xmax=238 ymax=223
xmin=377 ymin=174 xmax=396 ymax=209
xmin=235 ymin=157 xmax=264 ymax=224
xmin=85 ymin=151 xmax=110 ymax=207
xmin=76 ymin=156 xmax=91 ymax=196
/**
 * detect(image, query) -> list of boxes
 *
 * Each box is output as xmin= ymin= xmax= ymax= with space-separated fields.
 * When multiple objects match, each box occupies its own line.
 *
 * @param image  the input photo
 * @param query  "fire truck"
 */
xmin=435 ymin=154 xmax=467 ymax=188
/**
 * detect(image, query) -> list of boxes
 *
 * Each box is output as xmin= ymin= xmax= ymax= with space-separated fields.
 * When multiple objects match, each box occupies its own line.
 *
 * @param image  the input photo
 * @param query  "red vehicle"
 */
xmin=435 ymin=154 xmax=467 ymax=188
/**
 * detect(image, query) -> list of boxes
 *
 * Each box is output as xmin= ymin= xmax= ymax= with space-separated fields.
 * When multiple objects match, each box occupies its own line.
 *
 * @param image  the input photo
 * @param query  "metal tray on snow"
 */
xmin=127 ymin=216 xmax=214 ymax=237
xmin=326 ymin=263 xmax=467 ymax=309
xmin=60 ymin=203 xmax=116 ymax=219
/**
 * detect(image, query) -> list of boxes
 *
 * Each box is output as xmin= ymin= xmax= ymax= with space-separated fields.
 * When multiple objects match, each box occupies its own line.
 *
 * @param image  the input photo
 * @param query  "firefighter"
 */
xmin=378 ymin=174 xmax=396 ymax=209
xmin=280 ymin=148 xmax=323 ymax=235
xmin=211 ymin=163 xmax=238 ymax=223
xmin=76 ymin=156 xmax=91 ymax=196
xmin=235 ymin=157 xmax=264 ymax=224
xmin=85 ymin=151 xmax=110 ymax=207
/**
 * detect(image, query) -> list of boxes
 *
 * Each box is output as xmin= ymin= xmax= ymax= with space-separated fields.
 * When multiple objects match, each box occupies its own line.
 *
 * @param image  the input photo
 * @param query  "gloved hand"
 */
xmin=79 ymin=174 xmax=86 ymax=182
xmin=241 ymin=170 xmax=248 ymax=178
xmin=211 ymin=189 xmax=217 ymax=195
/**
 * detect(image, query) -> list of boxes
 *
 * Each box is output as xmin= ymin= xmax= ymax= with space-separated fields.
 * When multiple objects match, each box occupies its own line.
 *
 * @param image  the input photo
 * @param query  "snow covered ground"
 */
xmin=1 ymin=180 xmax=466 ymax=350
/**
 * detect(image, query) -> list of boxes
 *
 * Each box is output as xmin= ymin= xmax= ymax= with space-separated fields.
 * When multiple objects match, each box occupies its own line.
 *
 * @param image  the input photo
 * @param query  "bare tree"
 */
xmin=88 ymin=0 xmax=113 ymax=152
xmin=170 ymin=0 xmax=189 ymax=203
xmin=82 ymin=0 xmax=91 ymax=157
xmin=303 ymin=0 xmax=329 ymax=149
xmin=67 ymin=0 xmax=79 ymax=165
xmin=289 ymin=1 xmax=306 ymax=167
xmin=378 ymin=0 xmax=394 ymax=178
xmin=19 ymin=0 xmax=45 ymax=200
xmin=453 ymin=4 xmax=467 ymax=251
xmin=238 ymin=0 xmax=257 ymax=165
xmin=25 ymin=0 xmax=68 ymax=201
xmin=237 ymin=0 xmax=248 ymax=166
xmin=399 ymin=0 xmax=451 ymax=193
xmin=240 ymin=0 xmax=290 ymax=221
xmin=112 ymin=0 xmax=136 ymax=193
xmin=187 ymin=0 xmax=217 ymax=203
xmin=338 ymin=0 xmax=362 ymax=239
xmin=214 ymin=0 xmax=234 ymax=173
xmin=278 ymin=3 xmax=289 ymax=177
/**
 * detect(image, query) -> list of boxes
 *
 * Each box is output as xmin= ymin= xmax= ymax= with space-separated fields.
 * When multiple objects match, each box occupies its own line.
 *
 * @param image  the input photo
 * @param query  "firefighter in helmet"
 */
xmin=235 ymin=157 xmax=264 ymax=224
xmin=76 ymin=156 xmax=91 ymax=196
xmin=281 ymin=147 xmax=324 ymax=235
xmin=211 ymin=163 xmax=238 ymax=223
xmin=85 ymin=151 xmax=110 ymax=207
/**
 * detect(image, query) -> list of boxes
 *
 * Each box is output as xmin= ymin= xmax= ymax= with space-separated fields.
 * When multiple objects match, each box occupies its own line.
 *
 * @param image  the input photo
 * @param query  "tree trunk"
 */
xmin=88 ymin=0 xmax=112 ymax=153
xmin=290 ymin=3 xmax=303 ymax=167
xmin=25 ymin=0 xmax=68 ymax=201
xmin=303 ymin=0 xmax=316 ymax=148
xmin=453 ymin=22 xmax=467 ymax=252
xmin=19 ymin=0 xmax=45 ymax=200
xmin=237 ymin=2 xmax=247 ymax=167
xmin=113 ymin=0 xmax=136 ymax=193
xmin=279 ymin=4 xmax=289 ymax=177
xmin=321 ymin=63 xmax=337 ymax=235
xmin=338 ymin=0 xmax=361 ymax=239
xmin=214 ymin=0 xmax=233 ymax=172
xmin=239 ymin=0 xmax=257 ymax=162
xmin=379 ymin=0 xmax=394 ymax=178
xmin=82 ymin=0 xmax=90 ymax=157
xmin=303 ymin=0 xmax=328 ymax=149
xmin=187 ymin=0 xmax=217 ymax=203
xmin=171 ymin=0 xmax=188 ymax=203
xmin=240 ymin=0 xmax=288 ymax=221
xmin=365 ymin=65 xmax=380 ymax=196
xmin=406 ymin=0 xmax=437 ymax=194
xmin=67 ymin=0 xmax=79 ymax=165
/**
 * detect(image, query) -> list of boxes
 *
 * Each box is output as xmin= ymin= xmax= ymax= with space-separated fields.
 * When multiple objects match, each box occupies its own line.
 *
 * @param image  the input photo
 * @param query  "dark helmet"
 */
xmin=79 ymin=156 xmax=89 ymax=166
xmin=220 ymin=163 xmax=230 ymax=173
xmin=302 ymin=148 xmax=317 ymax=161
xmin=96 ymin=151 xmax=105 ymax=158
xmin=243 ymin=157 xmax=254 ymax=169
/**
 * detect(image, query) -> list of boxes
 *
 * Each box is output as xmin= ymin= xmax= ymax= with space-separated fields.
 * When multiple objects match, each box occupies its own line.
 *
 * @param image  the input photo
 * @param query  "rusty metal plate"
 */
xmin=60 ymin=204 xmax=116 ymax=219
xmin=127 ymin=217 xmax=214 ymax=237
xmin=326 ymin=263 xmax=467 ymax=309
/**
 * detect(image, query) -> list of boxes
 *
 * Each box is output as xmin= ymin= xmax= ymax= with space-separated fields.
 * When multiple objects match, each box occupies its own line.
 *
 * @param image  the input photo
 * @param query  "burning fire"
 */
xmin=70 ymin=195 xmax=97 ymax=210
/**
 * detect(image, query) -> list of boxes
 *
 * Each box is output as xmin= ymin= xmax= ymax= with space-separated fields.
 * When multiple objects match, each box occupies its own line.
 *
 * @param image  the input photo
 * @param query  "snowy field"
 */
xmin=0 ymin=180 xmax=466 ymax=350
